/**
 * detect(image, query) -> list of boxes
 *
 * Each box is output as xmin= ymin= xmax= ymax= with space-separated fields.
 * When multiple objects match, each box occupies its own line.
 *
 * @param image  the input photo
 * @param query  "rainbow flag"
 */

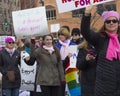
xmin=65 ymin=68 xmax=81 ymax=96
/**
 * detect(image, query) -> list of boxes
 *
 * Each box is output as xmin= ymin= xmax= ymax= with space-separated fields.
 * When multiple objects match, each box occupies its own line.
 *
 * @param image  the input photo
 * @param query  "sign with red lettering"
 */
xmin=12 ymin=7 xmax=49 ymax=39
xmin=56 ymin=0 xmax=113 ymax=13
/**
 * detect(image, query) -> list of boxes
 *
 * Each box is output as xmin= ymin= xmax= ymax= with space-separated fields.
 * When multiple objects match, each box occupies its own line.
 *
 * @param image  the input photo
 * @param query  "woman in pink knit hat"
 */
xmin=80 ymin=5 xmax=120 ymax=96
xmin=0 ymin=37 xmax=21 ymax=96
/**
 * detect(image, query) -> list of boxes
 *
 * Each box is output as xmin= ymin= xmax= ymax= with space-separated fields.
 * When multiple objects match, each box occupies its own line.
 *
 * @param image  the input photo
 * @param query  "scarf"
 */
xmin=36 ymin=42 xmax=41 ymax=48
xmin=59 ymin=39 xmax=70 ymax=60
xmin=43 ymin=45 xmax=54 ymax=54
xmin=106 ymin=31 xmax=120 ymax=60
xmin=5 ymin=48 xmax=15 ymax=56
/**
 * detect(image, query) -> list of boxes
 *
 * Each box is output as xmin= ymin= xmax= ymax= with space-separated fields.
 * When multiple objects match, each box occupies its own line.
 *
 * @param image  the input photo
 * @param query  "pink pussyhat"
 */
xmin=102 ymin=10 xmax=120 ymax=22
xmin=5 ymin=37 xmax=15 ymax=44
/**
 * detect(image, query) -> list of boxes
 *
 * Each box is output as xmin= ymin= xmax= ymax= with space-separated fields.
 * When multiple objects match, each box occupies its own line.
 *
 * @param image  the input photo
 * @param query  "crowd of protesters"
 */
xmin=0 ymin=4 xmax=120 ymax=96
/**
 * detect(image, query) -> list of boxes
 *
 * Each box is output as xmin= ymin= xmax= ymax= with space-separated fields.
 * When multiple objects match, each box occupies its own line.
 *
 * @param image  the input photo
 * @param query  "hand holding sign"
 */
xmin=85 ymin=2 xmax=93 ymax=16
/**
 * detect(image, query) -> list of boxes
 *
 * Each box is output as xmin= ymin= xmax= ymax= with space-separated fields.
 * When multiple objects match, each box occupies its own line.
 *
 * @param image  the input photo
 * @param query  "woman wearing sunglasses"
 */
xmin=80 ymin=5 xmax=120 ymax=96
xmin=0 ymin=37 xmax=21 ymax=96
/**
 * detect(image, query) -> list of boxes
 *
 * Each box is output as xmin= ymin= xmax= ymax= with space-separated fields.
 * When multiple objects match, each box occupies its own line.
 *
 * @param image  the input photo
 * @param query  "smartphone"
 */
xmin=87 ymin=49 xmax=96 ymax=56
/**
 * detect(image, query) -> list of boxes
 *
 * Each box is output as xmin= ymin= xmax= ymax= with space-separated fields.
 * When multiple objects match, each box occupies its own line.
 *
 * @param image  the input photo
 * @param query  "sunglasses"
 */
xmin=8 ymin=42 xmax=14 ymax=44
xmin=105 ymin=19 xmax=118 ymax=24
xmin=58 ymin=32 xmax=64 ymax=36
xmin=72 ymin=34 xmax=79 ymax=36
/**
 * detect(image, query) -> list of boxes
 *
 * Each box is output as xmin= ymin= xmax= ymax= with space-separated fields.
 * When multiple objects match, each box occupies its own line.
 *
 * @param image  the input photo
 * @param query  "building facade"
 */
xmin=20 ymin=0 xmax=37 ymax=10
xmin=0 ymin=0 xmax=21 ymax=35
xmin=0 ymin=0 xmax=120 ymax=36
xmin=36 ymin=0 xmax=119 ymax=36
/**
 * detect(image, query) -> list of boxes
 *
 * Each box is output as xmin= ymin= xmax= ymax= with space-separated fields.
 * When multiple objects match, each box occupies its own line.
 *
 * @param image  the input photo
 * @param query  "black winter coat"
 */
xmin=0 ymin=49 xmax=21 ymax=89
xmin=76 ymin=47 xmax=96 ymax=96
xmin=81 ymin=15 xmax=120 ymax=96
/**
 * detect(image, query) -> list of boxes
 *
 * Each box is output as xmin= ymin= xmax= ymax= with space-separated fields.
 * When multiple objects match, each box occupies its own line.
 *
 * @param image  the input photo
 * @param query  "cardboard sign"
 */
xmin=20 ymin=51 xmax=37 ymax=91
xmin=68 ymin=45 xmax=78 ymax=69
xmin=50 ymin=24 xmax=60 ymax=33
xmin=12 ymin=7 xmax=49 ymax=39
xmin=56 ymin=0 xmax=113 ymax=13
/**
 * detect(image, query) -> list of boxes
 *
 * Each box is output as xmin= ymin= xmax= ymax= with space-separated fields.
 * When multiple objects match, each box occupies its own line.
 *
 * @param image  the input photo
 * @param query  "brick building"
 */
xmin=1 ymin=0 xmax=119 ymax=36
xmin=35 ymin=0 xmax=120 ymax=36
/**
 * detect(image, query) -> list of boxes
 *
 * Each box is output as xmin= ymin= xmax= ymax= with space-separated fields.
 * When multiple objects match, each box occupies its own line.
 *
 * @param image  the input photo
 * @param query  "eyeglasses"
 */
xmin=8 ymin=42 xmax=14 ymax=44
xmin=105 ymin=19 xmax=118 ymax=24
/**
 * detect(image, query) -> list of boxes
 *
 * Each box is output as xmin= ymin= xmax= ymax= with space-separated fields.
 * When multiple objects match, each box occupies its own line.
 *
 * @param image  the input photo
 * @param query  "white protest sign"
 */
xmin=50 ymin=24 xmax=60 ymax=33
xmin=67 ymin=45 xmax=78 ymax=69
xmin=56 ymin=0 xmax=113 ymax=13
xmin=20 ymin=51 xmax=37 ymax=91
xmin=19 ymin=90 xmax=30 ymax=96
xmin=12 ymin=7 xmax=49 ymax=39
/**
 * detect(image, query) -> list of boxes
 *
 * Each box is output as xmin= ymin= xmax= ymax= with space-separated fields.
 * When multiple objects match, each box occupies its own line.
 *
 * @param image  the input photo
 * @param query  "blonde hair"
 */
xmin=58 ymin=28 xmax=71 ymax=39
xmin=78 ymin=39 xmax=88 ymax=50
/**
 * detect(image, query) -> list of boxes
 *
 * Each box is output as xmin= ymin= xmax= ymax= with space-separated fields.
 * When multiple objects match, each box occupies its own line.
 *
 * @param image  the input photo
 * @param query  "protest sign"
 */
xmin=67 ymin=45 xmax=78 ymax=69
xmin=20 ymin=51 xmax=37 ymax=91
xmin=12 ymin=7 xmax=49 ymax=38
xmin=65 ymin=68 xmax=81 ymax=96
xmin=50 ymin=24 xmax=60 ymax=33
xmin=56 ymin=0 xmax=113 ymax=13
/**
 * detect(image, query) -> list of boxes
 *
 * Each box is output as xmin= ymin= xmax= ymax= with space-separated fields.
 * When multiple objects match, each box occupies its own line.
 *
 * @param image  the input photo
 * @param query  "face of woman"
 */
xmin=7 ymin=42 xmax=15 ymax=49
xmin=43 ymin=35 xmax=53 ymax=47
xmin=105 ymin=17 xmax=119 ymax=34
xmin=58 ymin=34 xmax=66 ymax=42
xmin=39 ymin=37 xmax=43 ymax=44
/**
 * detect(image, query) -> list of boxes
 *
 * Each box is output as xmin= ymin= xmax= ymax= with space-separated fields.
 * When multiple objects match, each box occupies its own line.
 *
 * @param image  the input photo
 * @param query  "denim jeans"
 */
xmin=2 ymin=88 xmax=19 ymax=96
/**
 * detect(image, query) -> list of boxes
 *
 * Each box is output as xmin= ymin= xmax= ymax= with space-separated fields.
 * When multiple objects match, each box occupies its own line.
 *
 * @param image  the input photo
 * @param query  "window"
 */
xmin=72 ymin=8 xmax=85 ymax=17
xmin=46 ymin=10 xmax=56 ymax=20
xmin=97 ymin=2 xmax=116 ymax=15
xmin=46 ymin=5 xmax=56 ymax=21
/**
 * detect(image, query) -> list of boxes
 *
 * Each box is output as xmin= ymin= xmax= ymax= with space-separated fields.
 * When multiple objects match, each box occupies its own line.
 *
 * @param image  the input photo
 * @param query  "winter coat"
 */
xmin=76 ymin=48 xmax=96 ymax=96
xmin=0 ymin=49 xmax=21 ymax=89
xmin=81 ymin=15 xmax=120 ymax=96
xmin=25 ymin=46 xmax=65 ymax=86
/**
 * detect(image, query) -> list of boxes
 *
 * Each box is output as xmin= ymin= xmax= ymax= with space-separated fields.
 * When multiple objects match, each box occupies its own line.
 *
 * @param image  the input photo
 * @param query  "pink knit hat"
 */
xmin=5 ymin=37 xmax=15 ymax=44
xmin=102 ymin=11 xmax=120 ymax=22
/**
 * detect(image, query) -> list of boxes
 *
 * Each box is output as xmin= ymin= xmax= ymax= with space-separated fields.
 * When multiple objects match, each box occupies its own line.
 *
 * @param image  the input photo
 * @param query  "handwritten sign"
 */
xmin=12 ymin=7 xmax=49 ymax=38
xmin=67 ymin=45 xmax=78 ymax=69
xmin=20 ymin=51 xmax=37 ymax=91
xmin=56 ymin=0 xmax=113 ymax=13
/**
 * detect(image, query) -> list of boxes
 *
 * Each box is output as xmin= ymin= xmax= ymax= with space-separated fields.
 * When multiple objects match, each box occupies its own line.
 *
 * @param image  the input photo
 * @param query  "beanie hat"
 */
xmin=5 ymin=37 xmax=14 ymax=44
xmin=102 ymin=11 xmax=119 ymax=22
xmin=71 ymin=28 xmax=81 ymax=36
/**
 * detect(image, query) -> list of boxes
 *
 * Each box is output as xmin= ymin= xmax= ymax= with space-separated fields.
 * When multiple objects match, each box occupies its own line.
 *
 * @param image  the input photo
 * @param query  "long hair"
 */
xmin=42 ymin=34 xmax=61 ymax=61
xmin=98 ymin=22 xmax=120 ymax=40
xmin=78 ymin=39 xmax=89 ymax=51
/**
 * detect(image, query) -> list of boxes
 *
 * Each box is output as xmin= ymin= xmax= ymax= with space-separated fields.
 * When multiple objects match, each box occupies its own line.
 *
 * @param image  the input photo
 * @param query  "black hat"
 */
xmin=71 ymin=28 xmax=80 ymax=36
